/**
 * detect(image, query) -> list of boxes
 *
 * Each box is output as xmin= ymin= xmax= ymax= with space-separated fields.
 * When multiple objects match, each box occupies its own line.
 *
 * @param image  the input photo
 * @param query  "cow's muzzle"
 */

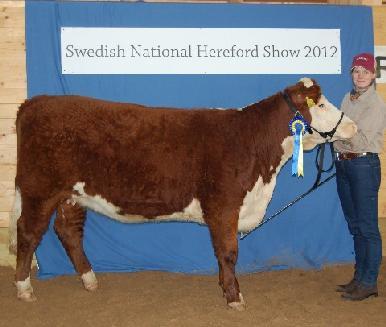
xmin=310 ymin=111 xmax=344 ymax=140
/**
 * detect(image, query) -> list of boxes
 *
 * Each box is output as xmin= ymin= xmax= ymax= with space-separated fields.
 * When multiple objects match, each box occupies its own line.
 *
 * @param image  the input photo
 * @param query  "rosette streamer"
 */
xmin=289 ymin=112 xmax=309 ymax=177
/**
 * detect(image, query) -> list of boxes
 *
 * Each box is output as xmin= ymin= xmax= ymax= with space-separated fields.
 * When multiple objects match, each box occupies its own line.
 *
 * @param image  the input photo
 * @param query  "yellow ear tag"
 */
xmin=306 ymin=97 xmax=315 ymax=108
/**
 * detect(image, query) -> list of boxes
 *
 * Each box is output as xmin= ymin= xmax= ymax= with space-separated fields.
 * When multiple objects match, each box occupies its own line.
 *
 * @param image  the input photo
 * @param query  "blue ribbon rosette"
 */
xmin=288 ymin=112 xmax=309 ymax=177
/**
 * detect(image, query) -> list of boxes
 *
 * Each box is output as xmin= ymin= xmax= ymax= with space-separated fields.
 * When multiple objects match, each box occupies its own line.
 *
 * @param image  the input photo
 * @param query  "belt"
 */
xmin=335 ymin=152 xmax=376 ymax=161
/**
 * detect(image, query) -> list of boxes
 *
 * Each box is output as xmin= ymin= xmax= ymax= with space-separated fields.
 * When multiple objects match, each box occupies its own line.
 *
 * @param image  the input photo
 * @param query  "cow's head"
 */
xmin=284 ymin=78 xmax=357 ymax=150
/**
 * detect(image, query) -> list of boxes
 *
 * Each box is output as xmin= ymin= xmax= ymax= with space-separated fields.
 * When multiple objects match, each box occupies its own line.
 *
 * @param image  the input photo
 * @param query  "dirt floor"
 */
xmin=1 ymin=263 xmax=386 ymax=327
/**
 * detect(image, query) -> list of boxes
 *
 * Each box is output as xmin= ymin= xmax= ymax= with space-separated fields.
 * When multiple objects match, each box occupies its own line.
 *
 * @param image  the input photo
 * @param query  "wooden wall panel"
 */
xmin=374 ymin=6 xmax=386 ymax=217
xmin=0 ymin=1 xmax=23 ymax=228
xmin=0 ymin=104 xmax=18 ymax=119
xmin=379 ymin=217 xmax=386 ymax=254
xmin=373 ymin=6 xmax=386 ymax=44
xmin=0 ymin=4 xmax=25 ymax=28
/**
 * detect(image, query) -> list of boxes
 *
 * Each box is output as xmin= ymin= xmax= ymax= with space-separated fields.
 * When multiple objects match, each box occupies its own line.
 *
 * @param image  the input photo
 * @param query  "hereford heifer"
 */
xmin=9 ymin=78 xmax=356 ymax=309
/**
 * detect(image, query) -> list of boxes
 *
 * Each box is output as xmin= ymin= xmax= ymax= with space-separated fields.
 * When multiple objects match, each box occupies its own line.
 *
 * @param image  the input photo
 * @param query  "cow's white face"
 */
xmin=302 ymin=95 xmax=357 ymax=150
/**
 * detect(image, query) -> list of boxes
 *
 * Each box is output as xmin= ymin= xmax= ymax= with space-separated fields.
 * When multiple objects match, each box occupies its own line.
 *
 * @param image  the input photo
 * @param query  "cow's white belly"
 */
xmin=72 ymin=182 xmax=205 ymax=224
xmin=72 ymin=178 xmax=276 ymax=233
xmin=72 ymin=178 xmax=275 ymax=233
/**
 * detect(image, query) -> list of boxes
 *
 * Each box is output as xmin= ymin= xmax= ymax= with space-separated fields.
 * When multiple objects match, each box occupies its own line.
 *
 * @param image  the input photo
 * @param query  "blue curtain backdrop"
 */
xmin=25 ymin=0 xmax=374 ymax=278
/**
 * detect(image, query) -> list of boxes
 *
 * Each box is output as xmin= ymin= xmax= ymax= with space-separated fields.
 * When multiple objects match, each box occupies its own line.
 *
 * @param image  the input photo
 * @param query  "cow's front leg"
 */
xmin=206 ymin=208 xmax=245 ymax=311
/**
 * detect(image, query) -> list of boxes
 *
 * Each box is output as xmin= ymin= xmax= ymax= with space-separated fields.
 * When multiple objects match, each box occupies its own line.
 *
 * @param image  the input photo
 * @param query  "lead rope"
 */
xmin=239 ymin=142 xmax=336 ymax=240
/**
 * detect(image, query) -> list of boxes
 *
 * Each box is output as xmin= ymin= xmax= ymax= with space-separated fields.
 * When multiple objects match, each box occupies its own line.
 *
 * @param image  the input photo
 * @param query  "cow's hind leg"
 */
xmin=54 ymin=201 xmax=98 ymax=292
xmin=15 ymin=196 xmax=56 ymax=302
xmin=206 ymin=209 xmax=245 ymax=311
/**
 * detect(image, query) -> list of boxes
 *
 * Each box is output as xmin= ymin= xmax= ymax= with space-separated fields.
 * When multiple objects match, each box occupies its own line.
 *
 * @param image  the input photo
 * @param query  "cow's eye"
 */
xmin=318 ymin=103 xmax=325 ymax=109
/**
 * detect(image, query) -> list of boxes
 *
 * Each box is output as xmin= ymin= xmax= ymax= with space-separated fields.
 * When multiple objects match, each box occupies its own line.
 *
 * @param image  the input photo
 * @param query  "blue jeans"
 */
xmin=335 ymin=154 xmax=382 ymax=287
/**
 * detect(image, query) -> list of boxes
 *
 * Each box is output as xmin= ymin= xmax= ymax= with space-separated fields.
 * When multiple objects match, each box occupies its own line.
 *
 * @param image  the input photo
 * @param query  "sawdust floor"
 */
xmin=1 ymin=263 xmax=386 ymax=327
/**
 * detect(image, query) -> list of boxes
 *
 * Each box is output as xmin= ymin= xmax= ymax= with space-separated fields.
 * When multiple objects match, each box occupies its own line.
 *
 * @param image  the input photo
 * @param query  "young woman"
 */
xmin=334 ymin=53 xmax=386 ymax=301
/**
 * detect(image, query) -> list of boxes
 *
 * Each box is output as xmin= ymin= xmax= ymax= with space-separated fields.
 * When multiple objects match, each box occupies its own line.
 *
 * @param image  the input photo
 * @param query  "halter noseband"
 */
xmin=282 ymin=91 xmax=344 ymax=140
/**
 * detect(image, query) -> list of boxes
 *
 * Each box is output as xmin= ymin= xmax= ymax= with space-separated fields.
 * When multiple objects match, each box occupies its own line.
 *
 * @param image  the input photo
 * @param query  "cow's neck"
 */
xmin=237 ymin=136 xmax=293 ymax=232
xmin=243 ymin=93 xmax=294 ymax=184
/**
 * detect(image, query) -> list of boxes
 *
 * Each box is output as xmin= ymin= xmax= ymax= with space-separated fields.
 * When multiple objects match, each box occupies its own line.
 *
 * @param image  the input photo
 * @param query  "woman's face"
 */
xmin=351 ymin=66 xmax=375 ymax=91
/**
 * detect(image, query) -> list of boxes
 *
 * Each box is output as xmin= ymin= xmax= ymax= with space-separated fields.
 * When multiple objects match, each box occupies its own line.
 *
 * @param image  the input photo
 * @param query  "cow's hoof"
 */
xmin=81 ymin=270 xmax=98 ymax=291
xmin=18 ymin=291 xmax=37 ymax=302
xmin=15 ymin=277 xmax=36 ymax=302
xmin=227 ymin=293 xmax=246 ymax=311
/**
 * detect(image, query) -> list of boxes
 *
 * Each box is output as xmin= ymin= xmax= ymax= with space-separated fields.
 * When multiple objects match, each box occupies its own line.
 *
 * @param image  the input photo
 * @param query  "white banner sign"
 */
xmin=61 ymin=28 xmax=341 ymax=75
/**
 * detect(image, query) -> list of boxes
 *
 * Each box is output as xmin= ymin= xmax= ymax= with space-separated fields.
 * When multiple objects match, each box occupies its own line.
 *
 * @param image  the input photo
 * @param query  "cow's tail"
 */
xmin=8 ymin=102 xmax=26 ymax=255
xmin=8 ymin=187 xmax=21 ymax=255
